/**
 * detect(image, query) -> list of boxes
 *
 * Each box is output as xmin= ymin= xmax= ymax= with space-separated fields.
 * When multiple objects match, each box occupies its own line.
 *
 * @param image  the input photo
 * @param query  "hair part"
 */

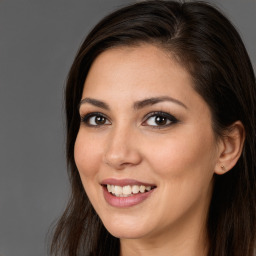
xmin=50 ymin=1 xmax=256 ymax=255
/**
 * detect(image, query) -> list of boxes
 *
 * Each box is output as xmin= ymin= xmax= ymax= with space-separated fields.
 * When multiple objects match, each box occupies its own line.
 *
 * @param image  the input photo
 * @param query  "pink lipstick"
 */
xmin=101 ymin=178 xmax=156 ymax=208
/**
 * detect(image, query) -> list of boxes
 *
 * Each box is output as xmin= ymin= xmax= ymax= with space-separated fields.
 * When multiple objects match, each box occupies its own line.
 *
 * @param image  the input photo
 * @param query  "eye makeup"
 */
xmin=80 ymin=110 xmax=179 ymax=129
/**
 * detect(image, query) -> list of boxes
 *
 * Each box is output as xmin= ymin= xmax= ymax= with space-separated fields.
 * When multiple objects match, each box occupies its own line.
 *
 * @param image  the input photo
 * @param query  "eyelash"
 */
xmin=142 ymin=111 xmax=178 ymax=129
xmin=80 ymin=112 xmax=110 ymax=128
xmin=80 ymin=111 xmax=178 ymax=129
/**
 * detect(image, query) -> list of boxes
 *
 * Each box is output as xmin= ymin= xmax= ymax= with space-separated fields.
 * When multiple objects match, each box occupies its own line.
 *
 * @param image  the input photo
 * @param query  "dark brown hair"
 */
xmin=50 ymin=1 xmax=256 ymax=255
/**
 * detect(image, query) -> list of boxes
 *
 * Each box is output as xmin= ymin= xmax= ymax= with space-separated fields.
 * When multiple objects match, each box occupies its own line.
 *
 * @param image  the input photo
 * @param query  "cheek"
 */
xmin=145 ymin=128 xmax=216 ymax=221
xmin=74 ymin=131 xmax=104 ymax=209
xmin=146 ymin=126 xmax=217 ymax=180
xmin=74 ymin=130 xmax=103 ymax=178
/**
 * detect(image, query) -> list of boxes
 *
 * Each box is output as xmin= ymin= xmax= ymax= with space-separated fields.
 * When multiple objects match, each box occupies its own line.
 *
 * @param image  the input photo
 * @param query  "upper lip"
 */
xmin=101 ymin=178 xmax=156 ymax=187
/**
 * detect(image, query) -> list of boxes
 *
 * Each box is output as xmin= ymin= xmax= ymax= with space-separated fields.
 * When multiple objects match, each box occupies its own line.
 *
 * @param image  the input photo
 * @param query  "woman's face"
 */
xmin=75 ymin=44 xmax=220 ymax=242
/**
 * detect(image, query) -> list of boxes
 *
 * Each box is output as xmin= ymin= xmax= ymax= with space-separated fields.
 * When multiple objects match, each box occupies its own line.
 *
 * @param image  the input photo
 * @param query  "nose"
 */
xmin=103 ymin=126 xmax=142 ymax=170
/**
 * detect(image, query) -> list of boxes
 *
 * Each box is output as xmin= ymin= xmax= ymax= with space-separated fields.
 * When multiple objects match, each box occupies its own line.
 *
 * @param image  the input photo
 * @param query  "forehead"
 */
xmin=83 ymin=44 xmax=194 ymax=99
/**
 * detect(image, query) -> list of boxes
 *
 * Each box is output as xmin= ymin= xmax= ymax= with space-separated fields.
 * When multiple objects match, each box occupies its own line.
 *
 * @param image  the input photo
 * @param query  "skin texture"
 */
xmin=74 ymin=44 xmax=244 ymax=256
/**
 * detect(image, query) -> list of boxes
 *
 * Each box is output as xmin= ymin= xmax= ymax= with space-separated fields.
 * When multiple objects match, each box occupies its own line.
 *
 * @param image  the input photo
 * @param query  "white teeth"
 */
xmin=139 ymin=185 xmax=146 ymax=193
xmin=106 ymin=184 xmax=154 ymax=197
xmin=114 ymin=185 xmax=123 ymax=195
xmin=132 ymin=185 xmax=140 ymax=194
xmin=119 ymin=194 xmax=129 ymax=197
xmin=145 ymin=186 xmax=151 ymax=191
xmin=123 ymin=185 xmax=132 ymax=195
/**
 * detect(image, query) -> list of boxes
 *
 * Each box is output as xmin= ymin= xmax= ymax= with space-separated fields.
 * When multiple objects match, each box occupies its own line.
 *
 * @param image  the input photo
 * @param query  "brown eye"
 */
xmin=155 ymin=116 xmax=168 ymax=125
xmin=81 ymin=113 xmax=111 ymax=126
xmin=95 ymin=116 xmax=107 ymax=125
xmin=145 ymin=115 xmax=171 ymax=126
xmin=142 ymin=111 xmax=178 ymax=128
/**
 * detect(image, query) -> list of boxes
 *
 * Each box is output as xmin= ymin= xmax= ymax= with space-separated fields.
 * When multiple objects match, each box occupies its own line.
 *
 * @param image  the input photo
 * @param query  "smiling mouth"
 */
xmin=103 ymin=184 xmax=156 ymax=197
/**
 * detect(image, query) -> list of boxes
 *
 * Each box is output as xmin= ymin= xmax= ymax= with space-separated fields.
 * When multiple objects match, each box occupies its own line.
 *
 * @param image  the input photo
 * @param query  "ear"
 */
xmin=214 ymin=121 xmax=245 ymax=175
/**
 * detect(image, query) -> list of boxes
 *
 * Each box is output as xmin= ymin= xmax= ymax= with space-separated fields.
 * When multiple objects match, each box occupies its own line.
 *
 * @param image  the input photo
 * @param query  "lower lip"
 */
xmin=102 ymin=186 xmax=155 ymax=208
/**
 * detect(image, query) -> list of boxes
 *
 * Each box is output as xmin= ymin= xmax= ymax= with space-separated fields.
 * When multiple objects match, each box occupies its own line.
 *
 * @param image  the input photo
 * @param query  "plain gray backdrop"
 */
xmin=0 ymin=1 xmax=255 ymax=256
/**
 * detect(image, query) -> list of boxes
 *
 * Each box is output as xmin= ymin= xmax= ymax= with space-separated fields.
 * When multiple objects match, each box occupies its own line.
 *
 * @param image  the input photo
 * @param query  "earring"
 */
xmin=221 ymin=165 xmax=225 ymax=170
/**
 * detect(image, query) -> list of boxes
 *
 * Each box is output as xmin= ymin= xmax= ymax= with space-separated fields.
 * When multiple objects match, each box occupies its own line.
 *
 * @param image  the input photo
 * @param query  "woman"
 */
xmin=50 ymin=1 xmax=256 ymax=255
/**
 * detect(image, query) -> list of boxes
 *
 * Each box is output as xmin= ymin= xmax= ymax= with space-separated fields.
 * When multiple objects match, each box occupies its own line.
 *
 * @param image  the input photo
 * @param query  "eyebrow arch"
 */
xmin=79 ymin=96 xmax=188 ymax=110
xmin=134 ymin=96 xmax=188 ymax=110
xmin=79 ymin=98 xmax=110 ymax=110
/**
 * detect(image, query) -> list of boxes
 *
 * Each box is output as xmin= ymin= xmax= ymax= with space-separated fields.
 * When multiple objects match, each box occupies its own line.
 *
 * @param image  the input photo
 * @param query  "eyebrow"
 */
xmin=79 ymin=96 xmax=188 ymax=110
xmin=79 ymin=98 xmax=110 ymax=110
xmin=134 ymin=96 xmax=188 ymax=110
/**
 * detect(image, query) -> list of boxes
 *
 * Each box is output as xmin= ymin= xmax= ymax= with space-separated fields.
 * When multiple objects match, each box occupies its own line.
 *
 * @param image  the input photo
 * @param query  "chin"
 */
xmin=101 ymin=215 xmax=151 ymax=239
xmin=106 ymin=227 xmax=147 ymax=239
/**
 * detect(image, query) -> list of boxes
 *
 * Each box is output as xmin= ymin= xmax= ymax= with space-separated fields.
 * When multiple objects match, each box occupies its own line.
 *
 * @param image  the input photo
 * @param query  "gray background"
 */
xmin=0 ymin=1 xmax=255 ymax=256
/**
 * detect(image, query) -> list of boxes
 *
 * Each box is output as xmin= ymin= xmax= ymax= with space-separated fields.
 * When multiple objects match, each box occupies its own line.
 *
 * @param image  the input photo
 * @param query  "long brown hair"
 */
xmin=50 ymin=1 xmax=256 ymax=255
